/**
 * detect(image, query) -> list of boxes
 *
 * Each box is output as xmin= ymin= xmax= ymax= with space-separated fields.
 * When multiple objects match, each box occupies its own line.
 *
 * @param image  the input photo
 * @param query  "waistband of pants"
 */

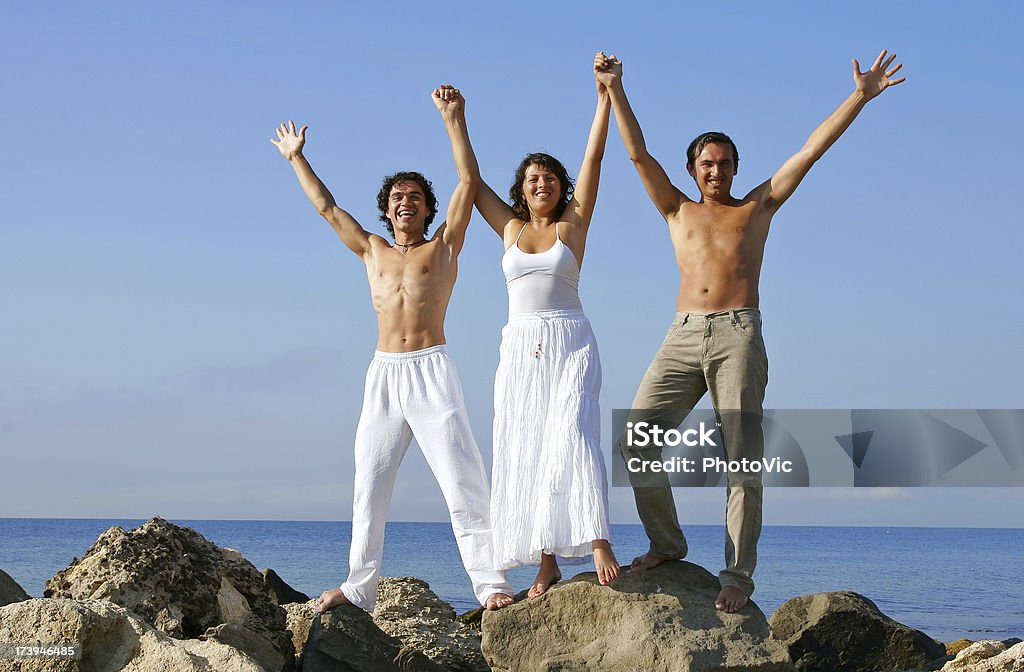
xmin=677 ymin=308 xmax=761 ymax=321
xmin=507 ymin=308 xmax=587 ymax=323
xmin=373 ymin=344 xmax=449 ymax=362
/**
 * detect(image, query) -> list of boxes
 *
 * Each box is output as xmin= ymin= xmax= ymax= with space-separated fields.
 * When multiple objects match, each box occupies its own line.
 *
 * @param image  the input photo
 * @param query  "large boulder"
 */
xmin=769 ymin=591 xmax=946 ymax=672
xmin=0 ymin=598 xmax=265 ymax=672
xmin=0 ymin=569 xmax=30 ymax=607
xmin=372 ymin=577 xmax=488 ymax=672
xmin=482 ymin=561 xmax=794 ymax=672
xmin=43 ymin=517 xmax=293 ymax=670
xmin=300 ymin=603 xmax=442 ymax=672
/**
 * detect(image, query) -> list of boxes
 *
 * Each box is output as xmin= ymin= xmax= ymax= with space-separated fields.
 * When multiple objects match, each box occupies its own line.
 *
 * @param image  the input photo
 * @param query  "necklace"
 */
xmin=394 ymin=238 xmax=427 ymax=253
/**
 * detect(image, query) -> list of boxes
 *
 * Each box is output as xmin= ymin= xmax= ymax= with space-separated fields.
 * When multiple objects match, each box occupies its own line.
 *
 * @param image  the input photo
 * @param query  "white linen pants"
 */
xmin=340 ymin=345 xmax=512 ymax=611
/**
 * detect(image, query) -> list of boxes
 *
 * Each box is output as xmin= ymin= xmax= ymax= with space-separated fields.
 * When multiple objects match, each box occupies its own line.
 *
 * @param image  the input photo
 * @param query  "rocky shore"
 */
xmin=0 ymin=518 xmax=1019 ymax=671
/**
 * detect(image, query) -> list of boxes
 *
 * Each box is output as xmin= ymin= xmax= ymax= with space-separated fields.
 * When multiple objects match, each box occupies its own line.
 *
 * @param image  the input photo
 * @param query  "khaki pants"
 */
xmin=622 ymin=309 xmax=768 ymax=596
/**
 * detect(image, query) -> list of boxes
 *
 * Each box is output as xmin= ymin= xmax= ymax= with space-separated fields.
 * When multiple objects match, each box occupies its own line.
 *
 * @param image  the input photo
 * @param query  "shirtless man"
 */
xmin=600 ymin=51 xmax=905 ymax=612
xmin=271 ymin=85 xmax=514 ymax=613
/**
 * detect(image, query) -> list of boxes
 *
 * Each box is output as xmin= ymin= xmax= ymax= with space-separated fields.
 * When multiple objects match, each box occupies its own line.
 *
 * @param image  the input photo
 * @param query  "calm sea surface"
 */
xmin=1 ymin=519 xmax=1021 ymax=643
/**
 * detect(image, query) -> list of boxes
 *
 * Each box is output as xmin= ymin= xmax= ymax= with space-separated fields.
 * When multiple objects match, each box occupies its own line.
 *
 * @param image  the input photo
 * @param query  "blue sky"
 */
xmin=2 ymin=1 xmax=1023 ymax=526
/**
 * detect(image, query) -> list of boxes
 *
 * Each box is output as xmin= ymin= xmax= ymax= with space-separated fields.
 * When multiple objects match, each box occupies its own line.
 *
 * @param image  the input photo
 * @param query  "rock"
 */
xmin=770 ymin=591 xmax=946 ymax=672
xmin=940 ymin=640 xmax=1024 ymax=671
xmin=264 ymin=568 xmax=310 ymax=605
xmin=0 ymin=569 xmax=30 ymax=607
xmin=372 ymin=577 xmax=488 ymax=672
xmin=283 ymin=601 xmax=317 ymax=668
xmin=43 ymin=516 xmax=293 ymax=669
xmin=949 ymin=639 xmax=978 ymax=656
xmin=945 ymin=640 xmax=1007 ymax=668
xmin=204 ymin=620 xmax=292 ymax=672
xmin=482 ymin=561 xmax=794 ymax=672
xmin=0 ymin=598 xmax=265 ymax=672
xmin=300 ymin=603 xmax=443 ymax=672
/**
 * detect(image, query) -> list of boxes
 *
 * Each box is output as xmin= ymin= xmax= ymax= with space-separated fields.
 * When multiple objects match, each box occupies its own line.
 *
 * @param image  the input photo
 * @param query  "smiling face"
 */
xmin=376 ymin=171 xmax=438 ymax=239
xmin=521 ymin=164 xmax=562 ymax=217
xmin=687 ymin=142 xmax=738 ymax=200
xmin=387 ymin=181 xmax=428 ymax=236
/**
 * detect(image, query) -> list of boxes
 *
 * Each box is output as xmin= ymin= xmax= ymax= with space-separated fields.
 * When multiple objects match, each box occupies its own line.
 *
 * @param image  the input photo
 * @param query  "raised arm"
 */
xmin=602 ymin=55 xmax=687 ymax=219
xmin=561 ymin=52 xmax=613 ymax=231
xmin=756 ymin=49 xmax=906 ymax=211
xmin=432 ymin=85 xmax=479 ymax=254
xmin=474 ymin=179 xmax=519 ymax=239
xmin=271 ymin=121 xmax=372 ymax=258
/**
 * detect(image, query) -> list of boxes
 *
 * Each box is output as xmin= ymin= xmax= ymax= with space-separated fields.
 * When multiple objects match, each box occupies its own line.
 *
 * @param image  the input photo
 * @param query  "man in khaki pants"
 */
xmin=598 ymin=51 xmax=905 ymax=611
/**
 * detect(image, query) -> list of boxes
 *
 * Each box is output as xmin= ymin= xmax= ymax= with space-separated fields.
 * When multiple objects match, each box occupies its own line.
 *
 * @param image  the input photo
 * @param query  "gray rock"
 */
xmin=43 ymin=516 xmax=293 ymax=669
xmin=373 ymin=577 xmax=488 ymax=672
xmin=204 ymin=620 xmax=292 ymax=672
xmin=0 ymin=569 xmax=30 ymax=607
xmin=0 ymin=598 xmax=266 ymax=672
xmin=482 ymin=561 xmax=795 ymax=672
xmin=300 ymin=604 xmax=442 ymax=672
xmin=264 ymin=568 xmax=310 ymax=605
xmin=770 ymin=591 xmax=947 ymax=672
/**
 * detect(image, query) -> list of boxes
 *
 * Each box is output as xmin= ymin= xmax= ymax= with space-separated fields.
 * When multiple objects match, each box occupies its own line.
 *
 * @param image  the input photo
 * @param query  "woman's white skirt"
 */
xmin=490 ymin=308 xmax=611 ymax=569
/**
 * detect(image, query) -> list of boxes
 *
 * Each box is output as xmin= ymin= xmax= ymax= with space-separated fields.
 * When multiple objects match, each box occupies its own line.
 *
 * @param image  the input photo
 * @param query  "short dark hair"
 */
xmin=376 ymin=171 xmax=439 ymax=238
xmin=509 ymin=153 xmax=575 ymax=221
xmin=686 ymin=132 xmax=739 ymax=172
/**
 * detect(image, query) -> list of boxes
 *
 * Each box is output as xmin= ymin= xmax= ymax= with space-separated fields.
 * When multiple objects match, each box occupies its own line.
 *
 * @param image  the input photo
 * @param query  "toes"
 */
xmin=486 ymin=593 xmax=514 ymax=610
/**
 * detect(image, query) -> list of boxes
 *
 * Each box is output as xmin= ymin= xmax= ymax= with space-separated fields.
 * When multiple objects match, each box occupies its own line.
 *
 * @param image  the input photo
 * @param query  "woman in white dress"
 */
xmin=474 ymin=52 xmax=621 ymax=597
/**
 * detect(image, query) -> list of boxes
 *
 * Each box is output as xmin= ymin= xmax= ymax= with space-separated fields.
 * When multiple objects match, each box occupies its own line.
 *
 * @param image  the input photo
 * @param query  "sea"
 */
xmin=1 ymin=519 xmax=1021 ymax=644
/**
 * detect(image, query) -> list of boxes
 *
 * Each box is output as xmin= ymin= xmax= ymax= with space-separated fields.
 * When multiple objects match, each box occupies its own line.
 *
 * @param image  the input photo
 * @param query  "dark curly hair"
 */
xmin=686 ymin=132 xmax=739 ymax=173
xmin=376 ymin=171 xmax=439 ymax=238
xmin=509 ymin=153 xmax=575 ymax=221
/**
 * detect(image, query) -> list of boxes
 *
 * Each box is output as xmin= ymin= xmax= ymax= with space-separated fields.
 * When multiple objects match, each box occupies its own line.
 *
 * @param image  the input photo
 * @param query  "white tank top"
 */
xmin=502 ymin=223 xmax=583 ymax=314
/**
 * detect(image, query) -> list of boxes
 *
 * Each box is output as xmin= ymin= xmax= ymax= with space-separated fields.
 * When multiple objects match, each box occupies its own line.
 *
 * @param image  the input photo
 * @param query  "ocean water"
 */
xmin=1 ymin=518 xmax=1021 ymax=644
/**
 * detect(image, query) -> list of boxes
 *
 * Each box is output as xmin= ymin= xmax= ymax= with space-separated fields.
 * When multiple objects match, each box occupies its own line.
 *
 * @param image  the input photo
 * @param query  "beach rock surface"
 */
xmin=42 ymin=517 xmax=293 ymax=670
xmin=481 ymin=561 xmax=795 ymax=672
xmin=300 ymin=603 xmax=442 ymax=672
xmin=203 ymin=621 xmax=291 ymax=672
xmin=372 ymin=577 xmax=488 ymax=672
xmin=264 ymin=568 xmax=310 ymax=605
xmin=948 ymin=639 xmax=979 ymax=656
xmin=939 ymin=640 xmax=1024 ymax=671
xmin=0 ymin=569 xmax=30 ymax=607
xmin=0 ymin=598 xmax=265 ymax=672
xmin=770 ymin=590 xmax=946 ymax=672
xmin=284 ymin=601 xmax=317 ymax=667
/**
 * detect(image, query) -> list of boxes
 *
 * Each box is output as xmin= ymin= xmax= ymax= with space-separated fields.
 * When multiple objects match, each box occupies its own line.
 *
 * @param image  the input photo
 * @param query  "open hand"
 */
xmin=853 ymin=50 xmax=906 ymax=101
xmin=594 ymin=51 xmax=622 ymax=92
xmin=271 ymin=120 xmax=307 ymax=160
xmin=432 ymin=84 xmax=464 ymax=117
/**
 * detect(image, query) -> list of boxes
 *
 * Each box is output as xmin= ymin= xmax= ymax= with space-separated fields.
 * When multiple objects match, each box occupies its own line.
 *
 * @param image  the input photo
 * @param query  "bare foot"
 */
xmin=527 ymin=554 xmax=561 ymax=599
xmin=592 ymin=539 xmax=620 ymax=585
xmin=485 ymin=592 xmax=514 ymax=610
xmin=314 ymin=588 xmax=350 ymax=614
xmin=629 ymin=549 xmax=684 ymax=572
xmin=715 ymin=585 xmax=748 ymax=613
